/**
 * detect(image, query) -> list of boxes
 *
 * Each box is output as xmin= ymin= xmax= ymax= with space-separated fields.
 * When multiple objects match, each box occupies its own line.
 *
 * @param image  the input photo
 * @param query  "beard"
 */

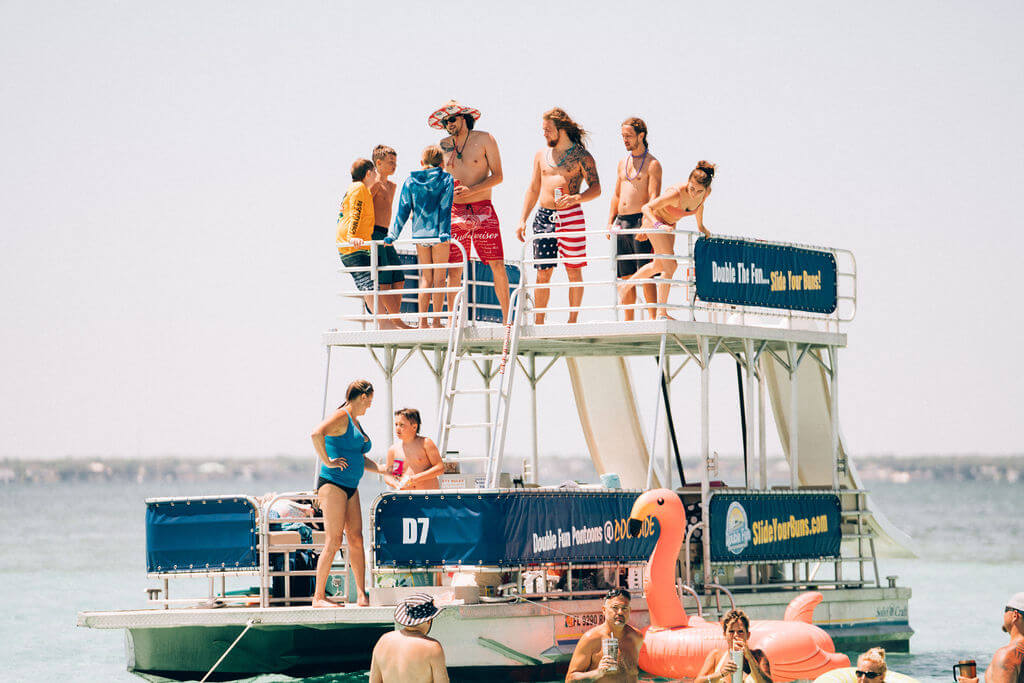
xmin=546 ymin=138 xmax=558 ymax=148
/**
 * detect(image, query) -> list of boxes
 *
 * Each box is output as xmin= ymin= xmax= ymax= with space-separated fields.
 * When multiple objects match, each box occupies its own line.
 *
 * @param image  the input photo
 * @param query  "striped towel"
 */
xmin=556 ymin=205 xmax=587 ymax=268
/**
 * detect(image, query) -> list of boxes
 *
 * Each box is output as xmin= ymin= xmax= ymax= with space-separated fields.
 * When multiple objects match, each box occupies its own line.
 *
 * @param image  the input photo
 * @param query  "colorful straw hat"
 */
xmin=427 ymin=100 xmax=481 ymax=130
xmin=394 ymin=592 xmax=441 ymax=626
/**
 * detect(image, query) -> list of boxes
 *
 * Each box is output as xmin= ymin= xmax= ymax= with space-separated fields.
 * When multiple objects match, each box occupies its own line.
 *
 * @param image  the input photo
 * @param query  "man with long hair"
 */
xmin=608 ymin=118 xmax=662 ymax=321
xmin=427 ymin=100 xmax=510 ymax=323
xmin=517 ymin=107 xmax=601 ymax=324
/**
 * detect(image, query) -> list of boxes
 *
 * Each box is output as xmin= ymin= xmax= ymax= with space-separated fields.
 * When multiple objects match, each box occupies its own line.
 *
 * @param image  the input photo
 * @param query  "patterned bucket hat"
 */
xmin=394 ymin=592 xmax=441 ymax=626
xmin=427 ymin=99 xmax=481 ymax=130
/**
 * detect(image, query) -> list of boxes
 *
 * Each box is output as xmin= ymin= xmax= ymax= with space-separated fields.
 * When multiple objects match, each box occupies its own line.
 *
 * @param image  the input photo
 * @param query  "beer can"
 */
xmin=602 ymin=637 xmax=619 ymax=672
xmin=554 ymin=187 xmax=564 ymax=201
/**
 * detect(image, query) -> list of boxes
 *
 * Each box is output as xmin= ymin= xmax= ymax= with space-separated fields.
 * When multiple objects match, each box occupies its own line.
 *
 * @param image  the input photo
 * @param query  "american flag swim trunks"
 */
xmin=531 ymin=205 xmax=587 ymax=270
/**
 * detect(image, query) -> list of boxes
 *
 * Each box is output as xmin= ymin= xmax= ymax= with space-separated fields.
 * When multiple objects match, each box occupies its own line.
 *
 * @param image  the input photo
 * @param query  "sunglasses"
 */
xmin=442 ymin=116 xmax=459 ymax=126
xmin=1006 ymin=607 xmax=1024 ymax=616
xmin=855 ymin=671 xmax=882 ymax=680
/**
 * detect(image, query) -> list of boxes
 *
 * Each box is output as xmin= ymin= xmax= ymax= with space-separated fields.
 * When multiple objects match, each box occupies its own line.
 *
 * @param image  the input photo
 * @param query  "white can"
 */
xmin=602 ymin=637 xmax=619 ymax=673
xmin=730 ymin=648 xmax=744 ymax=683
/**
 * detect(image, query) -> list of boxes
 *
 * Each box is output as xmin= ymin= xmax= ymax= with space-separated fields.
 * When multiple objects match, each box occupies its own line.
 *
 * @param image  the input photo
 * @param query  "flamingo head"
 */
xmin=628 ymin=488 xmax=684 ymax=538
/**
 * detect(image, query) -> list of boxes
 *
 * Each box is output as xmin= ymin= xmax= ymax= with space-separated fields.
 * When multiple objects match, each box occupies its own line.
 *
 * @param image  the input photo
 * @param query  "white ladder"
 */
xmin=435 ymin=287 xmax=528 ymax=486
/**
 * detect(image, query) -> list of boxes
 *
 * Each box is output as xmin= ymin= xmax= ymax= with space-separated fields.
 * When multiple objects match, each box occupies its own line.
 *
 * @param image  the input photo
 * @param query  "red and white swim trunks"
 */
xmin=448 ymin=200 xmax=504 ymax=263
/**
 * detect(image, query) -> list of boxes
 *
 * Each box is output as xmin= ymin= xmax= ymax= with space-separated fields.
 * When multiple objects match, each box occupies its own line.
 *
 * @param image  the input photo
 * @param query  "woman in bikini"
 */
xmin=310 ymin=379 xmax=390 ymax=607
xmin=633 ymin=160 xmax=715 ymax=319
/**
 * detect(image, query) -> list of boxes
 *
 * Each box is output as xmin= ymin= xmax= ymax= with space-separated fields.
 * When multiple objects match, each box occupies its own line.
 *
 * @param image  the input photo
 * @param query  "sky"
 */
xmin=2 ymin=1 xmax=1022 ymax=463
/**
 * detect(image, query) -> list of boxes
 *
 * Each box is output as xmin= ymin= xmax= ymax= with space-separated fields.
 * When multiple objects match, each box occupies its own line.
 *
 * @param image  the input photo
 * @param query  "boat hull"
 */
xmin=84 ymin=586 xmax=910 ymax=680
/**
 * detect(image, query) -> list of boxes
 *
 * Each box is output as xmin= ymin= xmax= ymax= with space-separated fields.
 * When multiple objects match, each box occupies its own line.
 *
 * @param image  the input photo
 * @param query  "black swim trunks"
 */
xmin=316 ymin=476 xmax=358 ymax=499
xmin=372 ymin=227 xmax=406 ymax=286
xmin=613 ymin=213 xmax=652 ymax=277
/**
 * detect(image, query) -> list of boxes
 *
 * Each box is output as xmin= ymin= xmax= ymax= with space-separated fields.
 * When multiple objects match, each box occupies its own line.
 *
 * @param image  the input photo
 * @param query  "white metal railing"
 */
xmin=336 ymin=238 xmax=514 ymax=328
xmin=335 ymin=227 xmax=856 ymax=333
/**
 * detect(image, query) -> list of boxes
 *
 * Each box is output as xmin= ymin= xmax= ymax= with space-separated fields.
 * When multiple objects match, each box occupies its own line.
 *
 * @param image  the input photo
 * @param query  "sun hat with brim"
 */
xmin=428 ymin=100 xmax=481 ymax=130
xmin=1008 ymin=592 xmax=1024 ymax=612
xmin=394 ymin=592 xmax=441 ymax=626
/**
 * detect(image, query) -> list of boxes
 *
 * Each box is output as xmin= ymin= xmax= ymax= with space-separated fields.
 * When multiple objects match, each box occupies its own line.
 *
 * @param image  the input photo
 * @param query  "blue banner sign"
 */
xmin=146 ymin=497 xmax=259 ymax=573
xmin=373 ymin=491 xmax=659 ymax=567
xmin=695 ymin=237 xmax=837 ymax=314
xmin=709 ymin=492 xmax=841 ymax=563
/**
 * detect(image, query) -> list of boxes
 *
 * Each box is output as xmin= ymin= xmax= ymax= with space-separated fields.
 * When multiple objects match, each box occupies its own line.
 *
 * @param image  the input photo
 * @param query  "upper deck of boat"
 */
xmin=322 ymin=316 xmax=847 ymax=358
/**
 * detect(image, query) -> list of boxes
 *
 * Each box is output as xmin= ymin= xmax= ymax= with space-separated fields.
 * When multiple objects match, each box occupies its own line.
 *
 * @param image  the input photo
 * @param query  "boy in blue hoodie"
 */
xmin=387 ymin=146 xmax=454 ymax=328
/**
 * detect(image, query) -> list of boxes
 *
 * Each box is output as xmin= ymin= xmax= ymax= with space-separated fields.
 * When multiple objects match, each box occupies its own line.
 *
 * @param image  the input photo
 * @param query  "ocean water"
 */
xmin=1 ymin=475 xmax=1020 ymax=682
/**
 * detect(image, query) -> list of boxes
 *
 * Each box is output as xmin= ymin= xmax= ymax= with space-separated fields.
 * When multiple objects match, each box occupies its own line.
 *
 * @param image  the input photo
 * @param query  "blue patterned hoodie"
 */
xmin=387 ymin=167 xmax=454 ymax=242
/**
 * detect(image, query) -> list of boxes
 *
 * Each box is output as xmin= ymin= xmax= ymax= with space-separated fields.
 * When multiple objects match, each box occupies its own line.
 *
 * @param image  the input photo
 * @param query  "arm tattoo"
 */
xmin=562 ymin=146 xmax=599 ymax=195
xmin=440 ymin=139 xmax=454 ymax=152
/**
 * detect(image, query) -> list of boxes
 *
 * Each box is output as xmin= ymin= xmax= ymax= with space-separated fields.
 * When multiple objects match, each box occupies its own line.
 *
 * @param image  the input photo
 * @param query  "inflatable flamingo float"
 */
xmin=627 ymin=489 xmax=850 ymax=681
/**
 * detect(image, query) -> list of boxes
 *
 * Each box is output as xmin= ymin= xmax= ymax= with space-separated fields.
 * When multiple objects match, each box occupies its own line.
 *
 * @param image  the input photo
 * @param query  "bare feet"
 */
xmin=356 ymin=593 xmax=370 ymax=607
xmin=312 ymin=597 xmax=343 ymax=608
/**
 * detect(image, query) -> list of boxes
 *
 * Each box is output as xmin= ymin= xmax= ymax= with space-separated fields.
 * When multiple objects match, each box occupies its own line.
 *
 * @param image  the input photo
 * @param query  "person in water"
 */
xmin=959 ymin=593 xmax=1024 ymax=683
xmin=634 ymin=160 xmax=715 ymax=320
xmin=517 ymin=107 xmax=601 ymax=324
xmin=853 ymin=647 xmax=888 ymax=682
xmin=368 ymin=145 xmax=411 ymax=328
xmin=310 ymin=379 xmax=389 ymax=607
xmin=607 ymin=117 xmax=662 ymax=321
xmin=694 ymin=609 xmax=771 ymax=683
xmin=369 ymin=593 xmax=449 ymax=683
xmin=384 ymin=408 xmax=445 ymax=490
xmin=430 ymin=100 xmax=511 ymax=323
xmin=565 ymin=588 xmax=642 ymax=682
xmin=387 ymin=145 xmax=455 ymax=328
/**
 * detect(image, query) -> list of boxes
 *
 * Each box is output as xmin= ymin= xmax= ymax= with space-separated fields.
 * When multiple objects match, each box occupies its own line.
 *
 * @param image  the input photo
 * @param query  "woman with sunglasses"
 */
xmin=695 ymin=609 xmax=771 ymax=683
xmin=853 ymin=648 xmax=887 ymax=682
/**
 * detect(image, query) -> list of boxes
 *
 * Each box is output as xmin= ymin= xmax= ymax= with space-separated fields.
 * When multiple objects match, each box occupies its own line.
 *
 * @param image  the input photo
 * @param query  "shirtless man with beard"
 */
xmin=427 ymin=100 xmax=510 ymax=323
xmin=607 ymin=118 xmax=662 ymax=321
xmin=517 ymin=107 xmax=601 ymax=324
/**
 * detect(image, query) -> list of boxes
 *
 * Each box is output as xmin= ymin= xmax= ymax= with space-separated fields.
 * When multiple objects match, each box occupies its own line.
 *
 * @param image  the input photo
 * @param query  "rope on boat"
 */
xmin=200 ymin=617 xmax=258 ymax=683
xmin=509 ymin=591 xmax=581 ymax=619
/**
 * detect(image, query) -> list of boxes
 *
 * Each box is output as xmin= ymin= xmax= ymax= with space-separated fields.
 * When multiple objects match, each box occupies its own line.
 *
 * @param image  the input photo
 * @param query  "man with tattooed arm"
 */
xmin=517 ymin=107 xmax=601 ymax=324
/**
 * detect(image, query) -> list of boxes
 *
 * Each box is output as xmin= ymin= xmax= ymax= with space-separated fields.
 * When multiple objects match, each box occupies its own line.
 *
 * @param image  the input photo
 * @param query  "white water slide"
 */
xmin=566 ymin=353 xmax=916 ymax=558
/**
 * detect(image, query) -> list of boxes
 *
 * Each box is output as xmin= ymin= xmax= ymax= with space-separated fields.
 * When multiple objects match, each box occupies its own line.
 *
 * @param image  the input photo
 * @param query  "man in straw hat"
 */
xmin=369 ymin=592 xmax=449 ymax=682
xmin=958 ymin=592 xmax=1024 ymax=683
xmin=428 ymin=99 xmax=510 ymax=323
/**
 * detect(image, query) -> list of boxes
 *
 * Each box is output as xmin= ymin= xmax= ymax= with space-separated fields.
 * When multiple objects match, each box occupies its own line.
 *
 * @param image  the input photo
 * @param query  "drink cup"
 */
xmin=602 ymin=637 xmax=619 ymax=673
xmin=730 ymin=648 xmax=744 ymax=683
xmin=953 ymin=659 xmax=977 ymax=681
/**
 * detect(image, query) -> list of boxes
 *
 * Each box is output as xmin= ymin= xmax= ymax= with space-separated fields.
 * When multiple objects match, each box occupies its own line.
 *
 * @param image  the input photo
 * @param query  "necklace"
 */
xmin=451 ymin=133 xmax=469 ymax=160
xmin=624 ymin=149 xmax=648 ymax=181
xmin=546 ymin=143 xmax=578 ymax=168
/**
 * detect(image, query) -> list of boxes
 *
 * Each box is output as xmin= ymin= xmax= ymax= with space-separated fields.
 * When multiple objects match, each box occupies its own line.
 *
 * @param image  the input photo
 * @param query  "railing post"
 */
xmin=787 ymin=342 xmax=799 ymax=490
xmin=698 ymin=336 xmax=712 ymax=592
xmin=828 ymin=346 xmax=841 ymax=490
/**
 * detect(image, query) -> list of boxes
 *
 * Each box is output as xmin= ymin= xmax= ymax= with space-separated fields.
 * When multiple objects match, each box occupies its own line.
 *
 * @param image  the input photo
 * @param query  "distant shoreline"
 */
xmin=1 ymin=454 xmax=1020 ymax=485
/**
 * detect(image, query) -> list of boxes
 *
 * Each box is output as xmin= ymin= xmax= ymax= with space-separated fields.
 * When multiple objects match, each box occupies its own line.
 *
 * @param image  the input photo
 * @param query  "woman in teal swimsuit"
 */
xmin=310 ymin=379 xmax=389 ymax=607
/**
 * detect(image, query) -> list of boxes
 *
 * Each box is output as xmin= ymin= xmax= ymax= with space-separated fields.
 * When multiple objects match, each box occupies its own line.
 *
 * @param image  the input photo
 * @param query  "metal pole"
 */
xmin=743 ymin=339 xmax=756 ymax=489
xmin=529 ymin=353 xmax=539 ymax=484
xmin=758 ymin=357 xmax=767 ymax=490
xmin=483 ymin=359 xmax=493 ymax=458
xmin=610 ymin=234 xmax=620 ymax=321
xmin=787 ymin=342 xmax=799 ymax=490
xmin=434 ymin=348 xmax=444 ymax=405
xmin=384 ymin=346 xmax=396 ymax=449
xmin=321 ymin=345 xmax=333 ymax=419
xmin=646 ymin=334 xmax=668 ymax=489
xmin=828 ymin=346 xmax=840 ymax=490
xmin=699 ymin=336 xmax=712 ymax=592
xmin=663 ymin=360 xmax=672 ymax=490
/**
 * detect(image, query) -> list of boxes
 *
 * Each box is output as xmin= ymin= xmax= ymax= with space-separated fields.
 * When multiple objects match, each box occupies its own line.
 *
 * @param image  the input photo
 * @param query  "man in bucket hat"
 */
xmin=429 ymin=99 xmax=511 ymax=323
xmin=369 ymin=592 xmax=449 ymax=682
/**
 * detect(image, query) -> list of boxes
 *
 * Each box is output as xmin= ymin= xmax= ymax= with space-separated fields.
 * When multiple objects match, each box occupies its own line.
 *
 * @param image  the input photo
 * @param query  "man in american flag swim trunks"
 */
xmin=517 ymin=107 xmax=601 ymax=324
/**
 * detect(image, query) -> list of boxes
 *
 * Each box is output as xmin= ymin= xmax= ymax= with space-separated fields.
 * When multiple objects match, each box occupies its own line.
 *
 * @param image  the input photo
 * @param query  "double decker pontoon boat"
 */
xmin=78 ymin=228 xmax=914 ymax=681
